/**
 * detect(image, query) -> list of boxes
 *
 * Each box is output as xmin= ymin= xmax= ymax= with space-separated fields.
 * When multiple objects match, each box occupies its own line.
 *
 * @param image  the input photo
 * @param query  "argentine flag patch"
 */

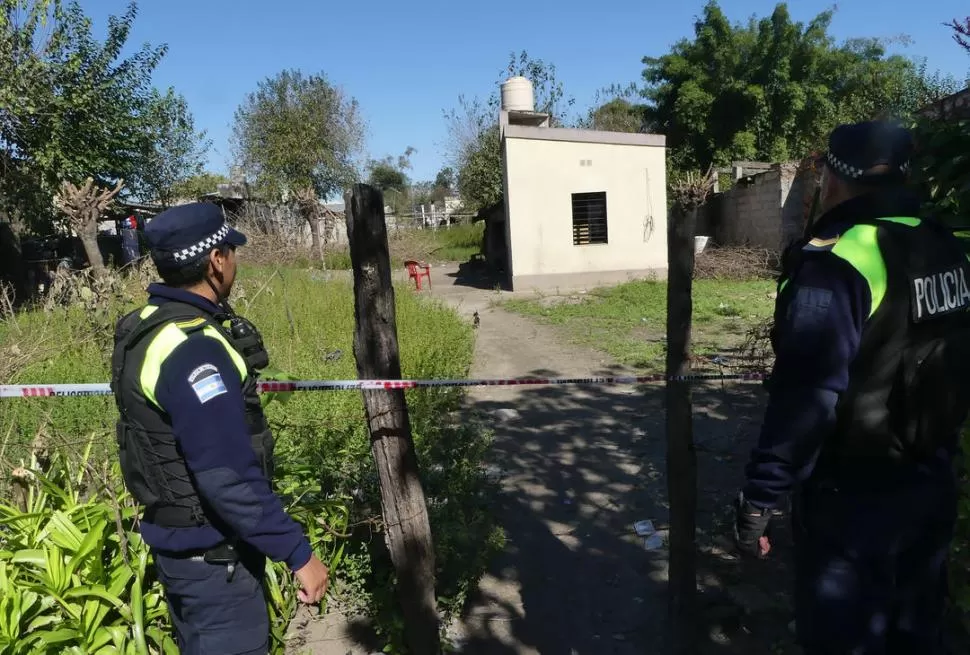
xmin=189 ymin=364 xmax=228 ymax=404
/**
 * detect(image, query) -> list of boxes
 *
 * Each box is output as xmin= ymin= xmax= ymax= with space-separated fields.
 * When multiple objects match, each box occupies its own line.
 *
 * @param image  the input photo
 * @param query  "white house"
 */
xmin=491 ymin=77 xmax=668 ymax=291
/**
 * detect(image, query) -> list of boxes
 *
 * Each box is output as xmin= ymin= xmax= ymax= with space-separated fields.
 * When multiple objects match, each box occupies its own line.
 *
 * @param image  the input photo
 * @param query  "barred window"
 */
xmin=571 ymin=192 xmax=608 ymax=245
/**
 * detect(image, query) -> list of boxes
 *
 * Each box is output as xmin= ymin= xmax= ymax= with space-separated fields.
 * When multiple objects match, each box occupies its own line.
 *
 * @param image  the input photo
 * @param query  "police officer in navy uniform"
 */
xmin=733 ymin=120 xmax=970 ymax=653
xmin=110 ymin=203 xmax=330 ymax=654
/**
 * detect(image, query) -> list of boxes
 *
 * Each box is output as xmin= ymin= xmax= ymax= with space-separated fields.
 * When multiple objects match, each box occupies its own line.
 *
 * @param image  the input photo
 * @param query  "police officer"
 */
xmin=733 ymin=120 xmax=970 ymax=653
xmin=110 ymin=203 xmax=330 ymax=654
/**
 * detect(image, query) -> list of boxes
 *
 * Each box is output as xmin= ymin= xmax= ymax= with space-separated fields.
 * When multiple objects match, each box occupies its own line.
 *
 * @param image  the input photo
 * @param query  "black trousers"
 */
xmin=153 ymin=545 xmax=269 ymax=655
xmin=792 ymin=477 xmax=957 ymax=654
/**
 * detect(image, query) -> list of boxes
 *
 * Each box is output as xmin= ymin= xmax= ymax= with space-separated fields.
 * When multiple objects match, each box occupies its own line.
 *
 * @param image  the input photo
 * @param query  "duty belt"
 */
xmin=154 ymin=542 xmax=242 ymax=581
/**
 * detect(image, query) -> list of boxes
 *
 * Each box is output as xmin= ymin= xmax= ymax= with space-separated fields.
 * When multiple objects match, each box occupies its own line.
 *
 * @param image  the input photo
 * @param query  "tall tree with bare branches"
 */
xmin=947 ymin=17 xmax=970 ymax=54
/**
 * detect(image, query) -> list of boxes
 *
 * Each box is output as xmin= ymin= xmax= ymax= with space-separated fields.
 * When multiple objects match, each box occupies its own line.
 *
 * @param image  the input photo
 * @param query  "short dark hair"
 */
xmin=153 ymin=244 xmax=232 ymax=288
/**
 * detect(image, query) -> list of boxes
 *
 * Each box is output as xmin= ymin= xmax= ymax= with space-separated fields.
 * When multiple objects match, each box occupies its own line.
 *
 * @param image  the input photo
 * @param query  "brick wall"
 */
xmin=699 ymin=161 xmax=816 ymax=252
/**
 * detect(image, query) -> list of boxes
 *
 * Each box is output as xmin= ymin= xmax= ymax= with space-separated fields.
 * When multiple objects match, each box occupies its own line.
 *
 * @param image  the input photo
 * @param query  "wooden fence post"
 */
xmin=345 ymin=183 xmax=442 ymax=655
xmin=666 ymin=199 xmax=699 ymax=654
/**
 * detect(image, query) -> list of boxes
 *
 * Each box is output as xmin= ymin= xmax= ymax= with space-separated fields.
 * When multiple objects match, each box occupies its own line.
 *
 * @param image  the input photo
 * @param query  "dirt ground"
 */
xmin=286 ymin=264 xmax=798 ymax=654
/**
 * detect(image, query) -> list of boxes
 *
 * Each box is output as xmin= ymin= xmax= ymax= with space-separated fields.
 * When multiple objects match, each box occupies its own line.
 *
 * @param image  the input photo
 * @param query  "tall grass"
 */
xmin=0 ymin=264 xmax=502 ymax=652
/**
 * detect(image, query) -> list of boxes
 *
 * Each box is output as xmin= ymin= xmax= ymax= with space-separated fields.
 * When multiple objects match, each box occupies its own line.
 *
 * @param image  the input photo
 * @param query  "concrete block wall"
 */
xmin=781 ymin=163 xmax=819 ymax=249
xmin=700 ymin=161 xmax=816 ymax=252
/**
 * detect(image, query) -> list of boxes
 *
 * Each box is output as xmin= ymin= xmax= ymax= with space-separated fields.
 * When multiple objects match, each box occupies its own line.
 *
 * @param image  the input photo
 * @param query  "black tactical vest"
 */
xmin=110 ymin=300 xmax=275 ymax=529
xmin=780 ymin=216 xmax=970 ymax=479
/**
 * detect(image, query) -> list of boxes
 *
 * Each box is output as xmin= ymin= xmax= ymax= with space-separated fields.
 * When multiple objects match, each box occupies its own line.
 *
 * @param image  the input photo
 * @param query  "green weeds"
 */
xmin=0 ymin=264 xmax=499 ymax=653
xmin=503 ymin=278 xmax=776 ymax=371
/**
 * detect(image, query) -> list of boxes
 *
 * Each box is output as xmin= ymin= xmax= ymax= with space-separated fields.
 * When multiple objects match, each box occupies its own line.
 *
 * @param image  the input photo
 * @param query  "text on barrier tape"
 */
xmin=0 ymin=372 xmax=768 ymax=398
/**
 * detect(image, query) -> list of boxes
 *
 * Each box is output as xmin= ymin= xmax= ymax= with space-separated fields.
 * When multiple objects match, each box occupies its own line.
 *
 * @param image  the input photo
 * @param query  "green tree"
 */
xmin=366 ymin=147 xmax=415 ymax=215
xmin=0 ymin=0 xmax=169 ymax=234
xmin=578 ymin=85 xmax=650 ymax=133
xmin=231 ymin=68 xmax=365 ymax=255
xmin=133 ymin=89 xmax=211 ymax=207
xmin=456 ymin=127 xmax=503 ymax=212
xmin=367 ymin=163 xmax=407 ymax=194
xmin=642 ymin=1 xmax=955 ymax=172
xmin=170 ymin=172 xmax=232 ymax=202
xmin=434 ymin=166 xmax=455 ymax=191
xmin=366 ymin=146 xmax=415 ymax=193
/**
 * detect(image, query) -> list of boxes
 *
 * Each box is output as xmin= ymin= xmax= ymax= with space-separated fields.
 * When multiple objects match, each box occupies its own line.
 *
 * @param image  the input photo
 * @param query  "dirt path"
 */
xmin=289 ymin=265 xmax=797 ymax=654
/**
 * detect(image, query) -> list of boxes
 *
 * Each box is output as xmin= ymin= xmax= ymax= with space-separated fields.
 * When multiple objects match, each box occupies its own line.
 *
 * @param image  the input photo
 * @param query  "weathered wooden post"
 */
xmin=345 ymin=183 xmax=442 ymax=655
xmin=665 ymin=170 xmax=714 ymax=654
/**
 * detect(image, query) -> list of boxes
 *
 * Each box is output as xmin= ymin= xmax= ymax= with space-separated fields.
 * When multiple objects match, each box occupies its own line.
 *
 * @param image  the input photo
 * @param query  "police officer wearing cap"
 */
xmin=733 ymin=120 xmax=970 ymax=653
xmin=110 ymin=203 xmax=330 ymax=654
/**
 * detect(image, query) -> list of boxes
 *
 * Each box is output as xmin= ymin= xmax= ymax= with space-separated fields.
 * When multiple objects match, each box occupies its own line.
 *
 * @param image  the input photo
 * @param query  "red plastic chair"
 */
xmin=405 ymin=260 xmax=432 ymax=290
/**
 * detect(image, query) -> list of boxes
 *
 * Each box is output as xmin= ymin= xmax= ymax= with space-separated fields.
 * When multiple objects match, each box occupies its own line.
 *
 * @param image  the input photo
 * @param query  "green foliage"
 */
xmin=169 ymin=172 xmax=231 ymax=202
xmin=0 ymin=265 xmax=499 ymax=652
xmin=911 ymin=115 xmax=970 ymax=224
xmin=366 ymin=147 xmax=417 ymax=215
xmin=434 ymin=167 xmax=456 ymax=192
xmin=0 ymin=1 xmax=204 ymax=234
xmin=425 ymin=223 xmax=484 ymax=262
xmin=444 ymin=51 xmax=573 ymax=212
xmin=923 ymin=19 xmax=970 ymax=634
xmin=367 ymin=164 xmax=408 ymax=195
xmin=504 ymin=278 xmax=776 ymax=371
xmin=0 ymin=439 xmax=177 ymax=654
xmin=642 ymin=1 xmax=960 ymax=172
xmin=580 ymin=97 xmax=647 ymax=133
xmin=576 ymin=84 xmax=648 ymax=133
xmin=456 ymin=127 xmax=503 ymax=213
xmin=231 ymin=69 xmax=365 ymax=202
xmin=130 ymin=89 xmax=211 ymax=207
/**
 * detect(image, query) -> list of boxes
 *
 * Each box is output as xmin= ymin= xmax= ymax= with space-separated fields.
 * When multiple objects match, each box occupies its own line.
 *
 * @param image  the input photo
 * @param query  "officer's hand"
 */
xmin=732 ymin=491 xmax=778 ymax=559
xmin=294 ymin=554 xmax=329 ymax=605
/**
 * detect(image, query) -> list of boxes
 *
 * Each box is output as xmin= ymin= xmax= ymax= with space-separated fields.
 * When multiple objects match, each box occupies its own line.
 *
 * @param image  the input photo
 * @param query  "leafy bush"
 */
xmin=912 ymin=109 xmax=970 ymax=635
xmin=0 ymin=264 xmax=501 ymax=652
xmin=0 ymin=439 xmax=176 ymax=655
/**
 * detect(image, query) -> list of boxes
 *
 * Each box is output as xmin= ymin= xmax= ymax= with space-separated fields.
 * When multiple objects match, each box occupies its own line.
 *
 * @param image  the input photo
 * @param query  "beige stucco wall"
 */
xmin=501 ymin=127 xmax=668 ymax=289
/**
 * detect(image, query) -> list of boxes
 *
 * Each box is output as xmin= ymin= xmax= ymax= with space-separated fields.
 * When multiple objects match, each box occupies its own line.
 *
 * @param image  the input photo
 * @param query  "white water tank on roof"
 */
xmin=501 ymin=76 xmax=535 ymax=112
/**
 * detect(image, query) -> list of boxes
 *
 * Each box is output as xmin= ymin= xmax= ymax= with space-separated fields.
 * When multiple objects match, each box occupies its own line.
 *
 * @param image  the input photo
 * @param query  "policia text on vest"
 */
xmin=912 ymin=267 xmax=970 ymax=321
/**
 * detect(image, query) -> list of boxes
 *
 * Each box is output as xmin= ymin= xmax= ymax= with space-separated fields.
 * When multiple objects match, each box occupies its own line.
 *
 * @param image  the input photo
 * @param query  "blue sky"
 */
xmin=82 ymin=0 xmax=969 ymax=184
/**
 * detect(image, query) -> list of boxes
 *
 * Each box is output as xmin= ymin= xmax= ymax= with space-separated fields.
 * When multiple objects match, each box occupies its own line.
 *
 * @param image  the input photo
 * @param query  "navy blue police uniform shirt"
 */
xmin=741 ymin=212 xmax=871 ymax=510
xmin=138 ymin=283 xmax=312 ymax=571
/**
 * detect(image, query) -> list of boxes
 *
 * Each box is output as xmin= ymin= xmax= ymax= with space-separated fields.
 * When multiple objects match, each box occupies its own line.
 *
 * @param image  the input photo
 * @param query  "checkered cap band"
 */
xmin=826 ymin=151 xmax=863 ymax=179
xmin=172 ymin=222 xmax=230 ymax=262
xmin=827 ymin=151 xmax=910 ymax=179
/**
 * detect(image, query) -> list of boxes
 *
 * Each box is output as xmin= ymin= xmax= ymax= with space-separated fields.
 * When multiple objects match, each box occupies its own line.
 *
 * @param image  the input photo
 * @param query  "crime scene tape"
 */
xmin=0 ymin=372 xmax=769 ymax=398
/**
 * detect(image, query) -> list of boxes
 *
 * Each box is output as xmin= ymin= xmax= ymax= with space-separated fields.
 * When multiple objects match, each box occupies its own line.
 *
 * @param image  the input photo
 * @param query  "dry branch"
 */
xmin=671 ymin=166 xmax=717 ymax=210
xmin=53 ymin=177 xmax=124 ymax=274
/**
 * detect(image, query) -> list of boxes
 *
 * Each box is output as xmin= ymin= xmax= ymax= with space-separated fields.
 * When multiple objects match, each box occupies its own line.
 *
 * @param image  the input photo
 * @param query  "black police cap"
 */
xmin=821 ymin=120 xmax=913 ymax=184
xmin=144 ymin=202 xmax=247 ymax=265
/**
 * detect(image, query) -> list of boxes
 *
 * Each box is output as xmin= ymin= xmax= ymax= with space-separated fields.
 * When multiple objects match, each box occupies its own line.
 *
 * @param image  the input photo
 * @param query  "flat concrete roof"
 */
xmin=503 ymin=124 xmax=666 ymax=147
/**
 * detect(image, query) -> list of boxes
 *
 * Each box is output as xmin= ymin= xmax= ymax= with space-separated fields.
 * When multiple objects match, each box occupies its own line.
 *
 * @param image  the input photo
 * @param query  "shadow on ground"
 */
xmin=453 ymin=366 xmax=798 ymax=654
xmin=445 ymin=259 xmax=509 ymax=292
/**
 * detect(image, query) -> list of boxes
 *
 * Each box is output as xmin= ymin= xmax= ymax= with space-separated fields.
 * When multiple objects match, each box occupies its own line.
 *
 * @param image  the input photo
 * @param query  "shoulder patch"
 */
xmin=803 ymin=235 xmax=840 ymax=252
xmin=188 ymin=363 xmax=219 ymax=383
xmin=188 ymin=364 xmax=228 ymax=404
xmin=175 ymin=317 xmax=208 ymax=331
